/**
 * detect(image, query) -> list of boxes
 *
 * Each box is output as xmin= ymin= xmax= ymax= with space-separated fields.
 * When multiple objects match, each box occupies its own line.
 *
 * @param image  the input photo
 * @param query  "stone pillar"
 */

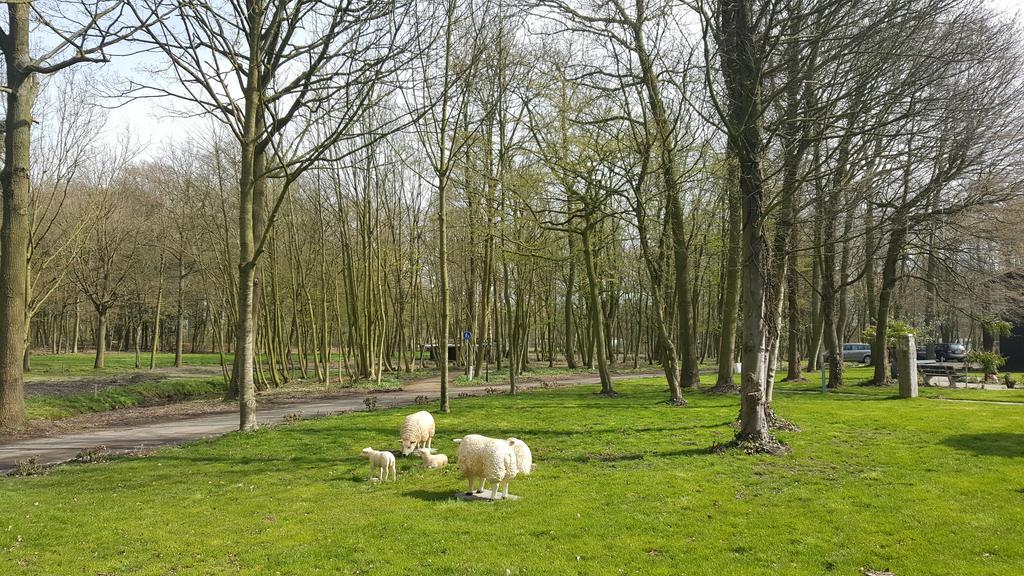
xmin=896 ymin=333 xmax=918 ymax=398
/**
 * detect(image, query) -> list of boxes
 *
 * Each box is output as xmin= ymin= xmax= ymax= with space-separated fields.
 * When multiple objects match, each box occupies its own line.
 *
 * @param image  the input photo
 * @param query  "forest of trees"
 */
xmin=0 ymin=0 xmax=1022 ymax=451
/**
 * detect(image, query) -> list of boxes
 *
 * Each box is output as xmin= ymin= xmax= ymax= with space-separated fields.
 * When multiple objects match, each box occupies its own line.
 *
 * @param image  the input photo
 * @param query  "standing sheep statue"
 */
xmin=400 ymin=410 xmax=436 ymax=455
xmin=479 ymin=437 xmax=533 ymax=496
xmin=454 ymin=434 xmax=532 ymax=500
xmin=360 ymin=447 xmax=396 ymax=481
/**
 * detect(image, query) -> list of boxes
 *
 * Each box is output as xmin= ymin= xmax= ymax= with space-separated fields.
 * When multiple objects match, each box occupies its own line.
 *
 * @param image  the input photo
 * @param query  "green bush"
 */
xmin=966 ymin=350 xmax=1006 ymax=377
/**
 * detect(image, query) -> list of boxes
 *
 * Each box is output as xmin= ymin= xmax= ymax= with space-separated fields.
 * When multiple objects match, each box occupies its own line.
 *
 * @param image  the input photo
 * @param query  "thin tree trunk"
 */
xmin=175 ymin=257 xmax=186 ymax=367
xmin=73 ymin=298 xmax=80 ymax=354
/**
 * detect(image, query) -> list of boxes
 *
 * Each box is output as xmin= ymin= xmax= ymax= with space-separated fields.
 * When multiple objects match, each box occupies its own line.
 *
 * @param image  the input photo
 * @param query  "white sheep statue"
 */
xmin=400 ymin=410 xmax=436 ymax=455
xmin=413 ymin=447 xmax=449 ymax=469
xmin=454 ymin=434 xmax=529 ymax=500
xmin=508 ymin=437 xmax=533 ymax=476
xmin=360 ymin=447 xmax=396 ymax=481
xmin=478 ymin=437 xmax=533 ymax=495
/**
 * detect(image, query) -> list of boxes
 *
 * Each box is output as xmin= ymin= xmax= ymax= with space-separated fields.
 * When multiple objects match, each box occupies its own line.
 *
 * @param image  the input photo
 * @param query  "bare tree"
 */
xmin=130 ymin=0 xmax=414 ymax=430
xmin=0 ymin=1 xmax=159 ymax=431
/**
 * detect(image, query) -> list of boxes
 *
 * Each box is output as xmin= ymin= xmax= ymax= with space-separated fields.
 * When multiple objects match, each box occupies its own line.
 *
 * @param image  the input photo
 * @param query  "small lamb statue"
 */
xmin=360 ymin=447 xmax=396 ymax=481
xmin=413 ymin=447 xmax=448 ymax=469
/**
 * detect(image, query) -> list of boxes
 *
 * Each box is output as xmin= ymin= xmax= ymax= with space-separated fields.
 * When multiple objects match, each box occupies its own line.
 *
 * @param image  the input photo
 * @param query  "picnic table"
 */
xmin=916 ymin=361 xmax=965 ymax=387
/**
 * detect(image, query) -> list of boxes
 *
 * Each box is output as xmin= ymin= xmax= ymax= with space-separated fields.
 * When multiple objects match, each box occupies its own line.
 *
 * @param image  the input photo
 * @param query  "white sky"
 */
xmin=98 ymin=0 xmax=1023 ymax=160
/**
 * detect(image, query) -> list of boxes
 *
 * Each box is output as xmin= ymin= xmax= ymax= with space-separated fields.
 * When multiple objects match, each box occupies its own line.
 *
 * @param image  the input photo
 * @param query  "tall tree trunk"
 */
xmin=73 ymin=298 xmax=80 ymax=354
xmin=581 ymin=225 xmax=614 ymax=395
xmin=175 ymin=257 xmax=186 ymax=367
xmin=438 ymin=173 xmax=451 ymax=412
xmin=134 ymin=322 xmax=142 ymax=369
xmin=150 ymin=254 xmax=165 ymax=369
xmin=0 ymin=3 xmax=35 ymax=431
xmin=715 ymin=159 xmax=742 ymax=391
xmin=784 ymin=244 xmax=803 ymax=381
xmin=717 ymin=0 xmax=780 ymax=450
xmin=805 ymin=244 xmax=823 ymax=372
xmin=865 ymin=203 xmax=877 ymax=325
xmin=563 ymin=234 xmax=577 ymax=368
xmin=632 ymin=16 xmax=699 ymax=390
xmin=233 ymin=135 xmax=261 ymax=429
xmin=872 ymin=224 xmax=907 ymax=384
xmin=94 ymin=309 xmax=108 ymax=369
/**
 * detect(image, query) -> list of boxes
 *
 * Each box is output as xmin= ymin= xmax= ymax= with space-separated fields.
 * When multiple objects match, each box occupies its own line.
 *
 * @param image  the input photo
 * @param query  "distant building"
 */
xmin=996 ymin=271 xmax=1024 ymax=371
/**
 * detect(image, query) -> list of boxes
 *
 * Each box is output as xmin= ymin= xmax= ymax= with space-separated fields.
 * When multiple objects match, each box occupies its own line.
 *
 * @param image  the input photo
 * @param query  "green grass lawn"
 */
xmin=773 ymin=366 xmax=1024 ymax=403
xmin=452 ymin=364 xmax=659 ymax=386
xmin=4 ymin=378 xmax=1024 ymax=574
xmin=23 ymin=352 xmax=228 ymax=379
xmin=24 ymin=378 xmax=227 ymax=420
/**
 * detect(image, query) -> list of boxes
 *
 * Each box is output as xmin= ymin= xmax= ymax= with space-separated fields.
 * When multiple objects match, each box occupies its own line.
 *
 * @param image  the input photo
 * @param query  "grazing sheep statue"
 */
xmin=453 ymin=434 xmax=520 ymax=500
xmin=400 ymin=410 xmax=436 ymax=455
xmin=360 ymin=447 xmax=396 ymax=481
xmin=413 ymin=447 xmax=449 ymax=469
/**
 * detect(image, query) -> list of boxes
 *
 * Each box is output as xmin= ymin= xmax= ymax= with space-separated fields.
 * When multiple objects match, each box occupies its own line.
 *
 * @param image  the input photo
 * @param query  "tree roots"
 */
xmin=712 ymin=432 xmax=791 ymax=455
xmin=765 ymin=407 xmax=801 ymax=432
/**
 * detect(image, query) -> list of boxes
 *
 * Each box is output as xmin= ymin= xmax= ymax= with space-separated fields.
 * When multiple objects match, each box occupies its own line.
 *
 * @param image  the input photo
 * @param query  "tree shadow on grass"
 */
xmin=942 ymin=433 xmax=1024 ymax=457
xmin=554 ymin=446 xmax=715 ymax=464
xmin=403 ymin=489 xmax=459 ymax=502
xmin=148 ymin=452 xmax=339 ymax=474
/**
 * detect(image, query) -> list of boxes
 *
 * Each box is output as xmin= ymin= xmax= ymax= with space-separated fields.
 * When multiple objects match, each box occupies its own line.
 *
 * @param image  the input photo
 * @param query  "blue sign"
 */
xmin=462 ymin=330 xmax=472 ymax=341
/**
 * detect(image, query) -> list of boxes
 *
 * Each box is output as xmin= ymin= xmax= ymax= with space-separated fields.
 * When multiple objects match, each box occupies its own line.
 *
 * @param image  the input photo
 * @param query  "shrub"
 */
xmin=966 ymin=350 xmax=1006 ymax=377
xmin=1003 ymin=374 xmax=1017 ymax=389
xmin=12 ymin=457 xmax=45 ymax=477
xmin=363 ymin=396 xmax=378 ymax=411
xmin=74 ymin=445 xmax=108 ymax=463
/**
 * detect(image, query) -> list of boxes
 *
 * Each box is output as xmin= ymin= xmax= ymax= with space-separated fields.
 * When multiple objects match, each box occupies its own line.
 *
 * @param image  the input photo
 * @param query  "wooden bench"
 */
xmin=918 ymin=363 xmax=961 ymax=387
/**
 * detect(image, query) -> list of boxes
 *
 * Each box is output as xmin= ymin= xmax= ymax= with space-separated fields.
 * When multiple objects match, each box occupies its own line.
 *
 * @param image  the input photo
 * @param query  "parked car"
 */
xmin=825 ymin=343 xmax=873 ymax=365
xmin=916 ymin=345 xmax=928 ymax=360
xmin=933 ymin=342 xmax=967 ymax=363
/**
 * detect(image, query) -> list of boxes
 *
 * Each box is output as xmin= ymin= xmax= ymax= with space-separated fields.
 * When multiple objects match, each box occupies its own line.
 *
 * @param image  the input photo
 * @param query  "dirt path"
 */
xmin=0 ymin=372 xmax=663 ymax=474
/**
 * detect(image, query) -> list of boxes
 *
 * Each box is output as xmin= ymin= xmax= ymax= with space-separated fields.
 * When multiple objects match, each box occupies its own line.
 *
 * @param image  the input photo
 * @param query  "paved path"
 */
xmin=0 ymin=373 xmax=662 ymax=474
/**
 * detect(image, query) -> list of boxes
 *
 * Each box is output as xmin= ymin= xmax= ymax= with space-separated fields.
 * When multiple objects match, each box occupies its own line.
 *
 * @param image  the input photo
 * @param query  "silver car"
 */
xmin=841 ymin=343 xmax=872 ymax=365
